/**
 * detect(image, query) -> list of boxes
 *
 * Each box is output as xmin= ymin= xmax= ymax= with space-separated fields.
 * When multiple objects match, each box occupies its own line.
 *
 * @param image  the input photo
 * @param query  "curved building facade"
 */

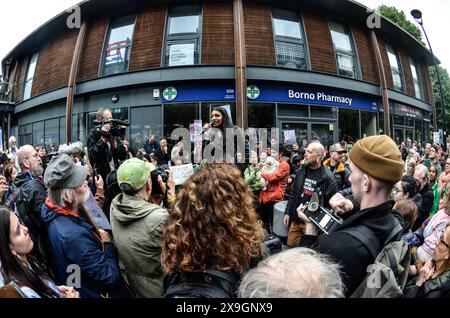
xmin=0 ymin=0 xmax=438 ymax=150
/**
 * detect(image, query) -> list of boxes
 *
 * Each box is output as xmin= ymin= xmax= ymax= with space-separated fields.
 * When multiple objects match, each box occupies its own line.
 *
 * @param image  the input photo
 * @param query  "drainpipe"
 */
xmin=370 ymin=30 xmax=390 ymax=136
xmin=233 ymin=0 xmax=247 ymax=129
xmin=66 ymin=21 xmax=87 ymax=143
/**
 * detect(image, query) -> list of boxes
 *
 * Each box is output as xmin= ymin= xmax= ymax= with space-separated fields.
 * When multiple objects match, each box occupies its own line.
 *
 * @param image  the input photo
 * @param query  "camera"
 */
xmin=263 ymin=233 xmax=282 ymax=255
xmin=93 ymin=119 xmax=130 ymax=137
xmin=305 ymin=192 xmax=343 ymax=234
xmin=151 ymin=167 xmax=169 ymax=195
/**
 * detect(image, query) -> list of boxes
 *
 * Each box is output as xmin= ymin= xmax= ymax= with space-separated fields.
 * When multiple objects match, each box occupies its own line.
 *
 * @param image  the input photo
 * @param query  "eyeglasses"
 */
xmin=439 ymin=237 xmax=450 ymax=249
xmin=392 ymin=187 xmax=402 ymax=193
xmin=26 ymin=153 xmax=39 ymax=159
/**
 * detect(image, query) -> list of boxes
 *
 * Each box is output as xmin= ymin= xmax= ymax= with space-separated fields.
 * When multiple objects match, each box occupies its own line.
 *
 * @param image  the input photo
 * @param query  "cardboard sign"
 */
xmin=169 ymin=164 xmax=195 ymax=185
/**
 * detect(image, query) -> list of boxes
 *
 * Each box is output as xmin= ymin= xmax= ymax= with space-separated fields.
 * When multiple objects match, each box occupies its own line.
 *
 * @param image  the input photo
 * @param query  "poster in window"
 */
xmin=169 ymin=43 xmax=195 ymax=66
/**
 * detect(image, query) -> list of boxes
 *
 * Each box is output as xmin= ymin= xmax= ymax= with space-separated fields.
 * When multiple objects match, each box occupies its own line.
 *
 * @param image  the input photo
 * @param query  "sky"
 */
xmin=1 ymin=0 xmax=449 ymax=78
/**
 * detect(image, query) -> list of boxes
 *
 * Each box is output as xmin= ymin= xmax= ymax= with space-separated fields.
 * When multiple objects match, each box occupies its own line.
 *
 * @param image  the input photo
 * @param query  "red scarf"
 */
xmin=45 ymin=198 xmax=79 ymax=218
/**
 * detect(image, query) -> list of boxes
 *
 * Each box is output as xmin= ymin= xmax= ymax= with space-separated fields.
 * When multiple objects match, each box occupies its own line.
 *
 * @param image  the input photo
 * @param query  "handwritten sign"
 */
xmin=169 ymin=164 xmax=195 ymax=185
xmin=283 ymin=130 xmax=296 ymax=145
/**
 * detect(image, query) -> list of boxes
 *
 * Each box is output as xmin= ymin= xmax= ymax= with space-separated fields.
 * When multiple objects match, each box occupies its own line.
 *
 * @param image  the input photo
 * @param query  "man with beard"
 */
xmin=283 ymin=142 xmax=338 ymax=247
xmin=41 ymin=154 xmax=129 ymax=298
xmin=6 ymin=145 xmax=49 ymax=267
xmin=297 ymin=135 xmax=405 ymax=296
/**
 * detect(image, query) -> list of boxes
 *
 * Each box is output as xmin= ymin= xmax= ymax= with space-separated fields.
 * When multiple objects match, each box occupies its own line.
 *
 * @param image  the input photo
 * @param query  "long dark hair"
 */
xmin=0 ymin=208 xmax=54 ymax=297
xmin=212 ymin=106 xmax=233 ymax=131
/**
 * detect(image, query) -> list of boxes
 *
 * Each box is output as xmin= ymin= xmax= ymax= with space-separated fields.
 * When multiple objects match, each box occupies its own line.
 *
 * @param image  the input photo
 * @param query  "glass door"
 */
xmin=311 ymin=123 xmax=334 ymax=147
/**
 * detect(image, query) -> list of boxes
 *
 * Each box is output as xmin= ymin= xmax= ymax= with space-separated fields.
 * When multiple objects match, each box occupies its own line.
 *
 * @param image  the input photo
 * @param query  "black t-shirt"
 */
xmin=300 ymin=167 xmax=322 ymax=205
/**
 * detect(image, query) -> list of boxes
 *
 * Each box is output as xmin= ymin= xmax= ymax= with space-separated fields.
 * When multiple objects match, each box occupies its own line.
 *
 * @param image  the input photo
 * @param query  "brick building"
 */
xmin=0 ymin=0 xmax=439 ymax=150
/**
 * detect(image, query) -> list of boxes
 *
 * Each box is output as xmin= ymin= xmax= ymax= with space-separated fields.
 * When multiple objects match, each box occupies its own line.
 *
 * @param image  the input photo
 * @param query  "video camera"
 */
xmin=151 ymin=166 xmax=169 ymax=195
xmin=93 ymin=119 xmax=130 ymax=137
xmin=305 ymin=192 xmax=343 ymax=234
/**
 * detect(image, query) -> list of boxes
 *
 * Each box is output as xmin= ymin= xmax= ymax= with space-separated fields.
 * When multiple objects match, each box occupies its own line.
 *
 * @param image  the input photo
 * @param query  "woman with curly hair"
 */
xmin=162 ymin=164 xmax=265 ymax=298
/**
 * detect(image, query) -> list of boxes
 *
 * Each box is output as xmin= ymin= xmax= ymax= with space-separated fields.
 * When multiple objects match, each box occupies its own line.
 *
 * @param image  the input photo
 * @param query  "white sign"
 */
xmin=170 ymin=164 xmax=195 ymax=186
xmin=169 ymin=43 xmax=195 ymax=66
xmin=434 ymin=132 xmax=441 ymax=145
xmin=283 ymin=130 xmax=297 ymax=145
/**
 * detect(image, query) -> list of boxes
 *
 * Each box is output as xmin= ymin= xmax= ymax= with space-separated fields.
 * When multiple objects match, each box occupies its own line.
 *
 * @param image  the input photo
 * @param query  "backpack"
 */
xmin=164 ymin=269 xmax=239 ymax=298
xmin=341 ymin=222 xmax=411 ymax=298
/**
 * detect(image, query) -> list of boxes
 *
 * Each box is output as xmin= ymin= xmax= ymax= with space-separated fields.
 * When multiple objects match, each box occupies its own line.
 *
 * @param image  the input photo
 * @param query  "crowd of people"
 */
xmin=0 ymin=107 xmax=449 ymax=299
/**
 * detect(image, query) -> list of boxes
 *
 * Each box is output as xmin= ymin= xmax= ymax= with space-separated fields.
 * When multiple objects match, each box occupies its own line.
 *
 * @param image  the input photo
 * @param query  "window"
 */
xmin=33 ymin=121 xmax=44 ymax=146
xmin=130 ymin=106 xmax=163 ymax=151
xmin=410 ymin=58 xmax=422 ymax=99
xmin=339 ymin=108 xmax=360 ymax=143
xmin=272 ymin=9 xmax=307 ymax=69
xmin=386 ymin=44 xmax=404 ymax=91
xmin=164 ymin=103 xmax=200 ymax=137
xmin=23 ymin=52 xmax=39 ymax=100
xmin=101 ymin=15 xmax=136 ymax=76
xmin=248 ymin=104 xmax=275 ymax=129
xmin=19 ymin=124 xmax=32 ymax=146
xmin=44 ymin=118 xmax=59 ymax=147
xmin=329 ymin=22 xmax=358 ymax=79
xmin=164 ymin=5 xmax=201 ymax=66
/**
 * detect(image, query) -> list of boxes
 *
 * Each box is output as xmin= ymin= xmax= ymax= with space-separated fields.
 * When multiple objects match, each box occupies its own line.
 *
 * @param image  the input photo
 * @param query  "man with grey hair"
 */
xmin=238 ymin=247 xmax=344 ymax=298
xmin=41 ymin=154 xmax=129 ymax=298
xmin=6 ymin=145 xmax=49 ymax=267
xmin=6 ymin=136 xmax=18 ymax=162
xmin=413 ymin=164 xmax=434 ymax=230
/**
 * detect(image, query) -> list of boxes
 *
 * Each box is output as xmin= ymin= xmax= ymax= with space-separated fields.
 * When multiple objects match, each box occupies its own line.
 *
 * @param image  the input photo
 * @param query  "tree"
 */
xmin=378 ymin=5 xmax=450 ymax=135
xmin=377 ymin=5 xmax=422 ymax=42
xmin=430 ymin=66 xmax=450 ymax=131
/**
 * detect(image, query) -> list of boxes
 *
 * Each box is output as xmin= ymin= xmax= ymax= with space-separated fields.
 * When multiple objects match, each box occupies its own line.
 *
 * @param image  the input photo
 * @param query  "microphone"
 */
xmin=201 ymin=119 xmax=215 ymax=134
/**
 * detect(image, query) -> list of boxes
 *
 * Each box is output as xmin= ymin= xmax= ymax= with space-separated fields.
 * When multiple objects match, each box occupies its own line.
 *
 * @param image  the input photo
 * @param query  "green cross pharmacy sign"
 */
xmin=246 ymin=85 xmax=260 ymax=100
xmin=163 ymin=87 xmax=178 ymax=101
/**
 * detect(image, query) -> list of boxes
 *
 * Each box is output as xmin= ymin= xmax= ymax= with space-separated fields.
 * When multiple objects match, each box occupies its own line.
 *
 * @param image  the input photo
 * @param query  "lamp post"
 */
xmin=411 ymin=9 xmax=446 ymax=144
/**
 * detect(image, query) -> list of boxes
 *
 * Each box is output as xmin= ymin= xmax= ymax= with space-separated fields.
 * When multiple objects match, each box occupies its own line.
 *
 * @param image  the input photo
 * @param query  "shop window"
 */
xmin=310 ymin=106 xmax=337 ymax=119
xmin=329 ymin=22 xmax=359 ymax=79
xmin=361 ymin=112 xmax=377 ymax=138
xmin=164 ymin=103 xmax=200 ymax=138
xmin=410 ymin=58 xmax=422 ymax=99
xmin=386 ymin=44 xmax=404 ymax=92
xmin=59 ymin=116 xmax=66 ymax=145
xmin=248 ymin=103 xmax=275 ymax=129
xmin=33 ymin=121 xmax=44 ymax=147
xmin=415 ymin=119 xmax=422 ymax=144
xmin=277 ymin=104 xmax=308 ymax=117
xmin=19 ymin=124 xmax=32 ymax=146
xmin=101 ymin=15 xmax=136 ymax=76
xmin=164 ymin=5 xmax=201 ymax=67
xmin=339 ymin=108 xmax=360 ymax=144
xmin=393 ymin=114 xmax=404 ymax=126
xmin=130 ymin=106 xmax=163 ymax=151
xmin=272 ymin=8 xmax=307 ymax=69
xmin=23 ymin=52 xmax=39 ymax=100
xmin=44 ymin=118 xmax=59 ymax=148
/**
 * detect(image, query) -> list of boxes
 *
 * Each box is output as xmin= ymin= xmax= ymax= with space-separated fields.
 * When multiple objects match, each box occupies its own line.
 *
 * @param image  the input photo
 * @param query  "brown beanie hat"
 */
xmin=349 ymin=135 xmax=404 ymax=184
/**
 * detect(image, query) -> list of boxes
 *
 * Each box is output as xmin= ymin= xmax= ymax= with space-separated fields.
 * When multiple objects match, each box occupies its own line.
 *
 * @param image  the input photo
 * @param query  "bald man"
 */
xmin=284 ymin=142 xmax=338 ymax=247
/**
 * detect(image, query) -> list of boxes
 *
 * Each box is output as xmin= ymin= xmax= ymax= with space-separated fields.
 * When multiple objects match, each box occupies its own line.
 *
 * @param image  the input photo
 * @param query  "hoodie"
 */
xmin=110 ymin=193 xmax=169 ymax=298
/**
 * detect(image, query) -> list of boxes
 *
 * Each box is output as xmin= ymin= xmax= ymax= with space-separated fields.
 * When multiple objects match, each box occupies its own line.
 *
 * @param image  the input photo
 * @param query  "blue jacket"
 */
xmin=41 ymin=201 xmax=129 ymax=298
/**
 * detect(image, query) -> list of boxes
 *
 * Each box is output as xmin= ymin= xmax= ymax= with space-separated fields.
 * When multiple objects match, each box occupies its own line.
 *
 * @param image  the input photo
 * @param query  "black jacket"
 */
xmin=285 ymin=165 xmax=338 ymax=223
xmin=87 ymin=128 xmax=127 ymax=182
xmin=413 ymin=185 xmax=434 ymax=231
xmin=300 ymin=200 xmax=404 ymax=296
xmin=403 ymin=270 xmax=450 ymax=298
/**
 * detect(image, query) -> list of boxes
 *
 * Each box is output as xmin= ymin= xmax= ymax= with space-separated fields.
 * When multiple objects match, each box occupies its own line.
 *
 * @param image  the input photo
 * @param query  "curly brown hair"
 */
xmin=162 ymin=164 xmax=265 ymax=276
